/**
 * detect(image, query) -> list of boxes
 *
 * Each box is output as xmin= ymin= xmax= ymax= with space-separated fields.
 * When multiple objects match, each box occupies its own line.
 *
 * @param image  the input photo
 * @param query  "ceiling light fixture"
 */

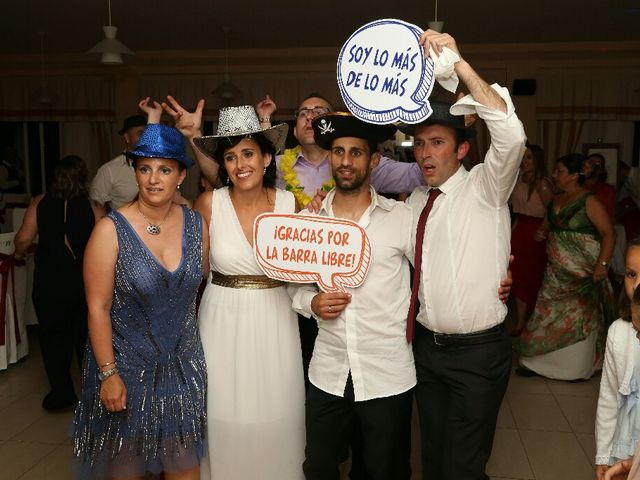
xmin=88 ymin=0 xmax=134 ymax=65
xmin=32 ymin=31 xmax=57 ymax=105
xmin=211 ymin=27 xmax=243 ymax=106
xmin=427 ymin=0 xmax=444 ymax=32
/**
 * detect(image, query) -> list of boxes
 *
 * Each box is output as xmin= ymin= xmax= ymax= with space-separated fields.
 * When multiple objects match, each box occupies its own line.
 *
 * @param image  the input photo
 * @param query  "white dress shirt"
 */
xmin=90 ymin=154 xmax=138 ymax=209
xmin=293 ymin=187 xmax=416 ymax=401
xmin=406 ymin=85 xmax=527 ymax=335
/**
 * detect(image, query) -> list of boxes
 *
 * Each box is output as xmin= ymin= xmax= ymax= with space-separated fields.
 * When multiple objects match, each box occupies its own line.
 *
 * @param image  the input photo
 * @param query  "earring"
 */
xmin=263 ymin=166 xmax=267 ymax=175
xmin=226 ymin=176 xmax=230 ymax=185
xmin=177 ymin=184 xmax=181 ymax=191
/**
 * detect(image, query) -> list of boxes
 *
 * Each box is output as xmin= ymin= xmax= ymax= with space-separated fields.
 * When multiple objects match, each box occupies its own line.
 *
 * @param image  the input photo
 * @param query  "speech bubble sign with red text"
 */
xmin=254 ymin=213 xmax=371 ymax=293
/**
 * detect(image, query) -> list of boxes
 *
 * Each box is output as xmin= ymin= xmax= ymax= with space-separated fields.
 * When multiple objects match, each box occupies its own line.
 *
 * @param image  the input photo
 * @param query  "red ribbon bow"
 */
xmin=0 ymin=252 xmax=22 ymax=347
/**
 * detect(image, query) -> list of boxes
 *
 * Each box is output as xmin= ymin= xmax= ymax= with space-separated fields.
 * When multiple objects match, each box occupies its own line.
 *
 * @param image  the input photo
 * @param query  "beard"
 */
xmin=333 ymin=167 xmax=368 ymax=192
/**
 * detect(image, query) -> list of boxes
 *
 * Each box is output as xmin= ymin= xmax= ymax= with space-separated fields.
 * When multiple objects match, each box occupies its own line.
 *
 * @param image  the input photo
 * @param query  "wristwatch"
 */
xmin=98 ymin=366 xmax=119 ymax=382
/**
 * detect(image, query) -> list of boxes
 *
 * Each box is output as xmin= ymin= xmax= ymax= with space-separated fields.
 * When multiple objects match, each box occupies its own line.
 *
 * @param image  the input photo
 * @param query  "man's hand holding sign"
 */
xmin=254 ymin=213 xmax=370 ymax=319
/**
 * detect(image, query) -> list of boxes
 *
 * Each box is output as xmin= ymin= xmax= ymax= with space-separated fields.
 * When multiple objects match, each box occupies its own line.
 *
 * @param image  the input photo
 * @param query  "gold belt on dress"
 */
xmin=210 ymin=271 xmax=285 ymax=289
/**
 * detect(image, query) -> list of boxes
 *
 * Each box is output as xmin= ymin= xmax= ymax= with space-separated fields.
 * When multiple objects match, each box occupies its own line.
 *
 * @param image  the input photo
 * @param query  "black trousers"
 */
xmin=298 ymin=316 xmax=369 ymax=479
xmin=298 ymin=313 xmax=318 ymax=393
xmin=413 ymin=322 xmax=511 ymax=480
xmin=34 ymin=297 xmax=87 ymax=398
xmin=303 ymin=375 xmax=413 ymax=480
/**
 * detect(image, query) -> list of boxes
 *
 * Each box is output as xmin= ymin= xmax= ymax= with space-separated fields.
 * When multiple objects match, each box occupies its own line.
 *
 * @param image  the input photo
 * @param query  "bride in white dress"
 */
xmin=186 ymin=105 xmax=305 ymax=480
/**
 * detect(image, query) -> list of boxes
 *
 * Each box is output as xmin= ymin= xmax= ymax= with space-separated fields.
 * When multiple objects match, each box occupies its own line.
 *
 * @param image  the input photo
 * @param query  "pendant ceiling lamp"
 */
xmin=88 ymin=0 xmax=134 ymax=65
xmin=32 ymin=31 xmax=58 ymax=105
xmin=211 ymin=27 xmax=243 ymax=106
xmin=427 ymin=0 xmax=444 ymax=32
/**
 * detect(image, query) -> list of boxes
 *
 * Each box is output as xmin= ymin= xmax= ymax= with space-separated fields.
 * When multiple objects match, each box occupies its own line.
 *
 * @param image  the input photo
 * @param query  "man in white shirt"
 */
xmin=90 ymin=115 xmax=146 ymax=210
xmin=293 ymin=113 xmax=415 ymax=479
xmin=405 ymin=31 xmax=526 ymax=480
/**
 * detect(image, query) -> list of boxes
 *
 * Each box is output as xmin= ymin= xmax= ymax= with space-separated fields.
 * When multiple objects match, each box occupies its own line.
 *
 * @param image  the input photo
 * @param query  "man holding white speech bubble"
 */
xmin=405 ymin=30 xmax=526 ymax=480
xmin=290 ymin=112 xmax=416 ymax=480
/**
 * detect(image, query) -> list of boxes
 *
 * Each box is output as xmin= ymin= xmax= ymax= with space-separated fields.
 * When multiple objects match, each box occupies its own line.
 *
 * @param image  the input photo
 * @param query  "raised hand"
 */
xmin=256 ymin=94 xmax=277 ymax=122
xmin=419 ymin=30 xmax=462 ymax=60
xmin=138 ymin=97 xmax=163 ymax=124
xmin=162 ymin=96 xmax=205 ymax=140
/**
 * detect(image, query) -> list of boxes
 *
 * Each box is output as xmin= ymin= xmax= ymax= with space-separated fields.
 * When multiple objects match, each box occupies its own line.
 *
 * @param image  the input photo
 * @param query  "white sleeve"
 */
xmin=595 ymin=320 xmax=625 ymax=465
xmin=454 ymin=85 xmax=526 ymax=207
xmin=287 ymin=283 xmax=318 ymax=319
xmin=90 ymin=164 xmax=113 ymax=205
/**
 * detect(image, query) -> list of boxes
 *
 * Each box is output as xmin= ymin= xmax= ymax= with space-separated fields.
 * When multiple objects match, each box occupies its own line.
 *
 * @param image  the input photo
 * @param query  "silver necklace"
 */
xmin=137 ymin=204 xmax=171 ymax=235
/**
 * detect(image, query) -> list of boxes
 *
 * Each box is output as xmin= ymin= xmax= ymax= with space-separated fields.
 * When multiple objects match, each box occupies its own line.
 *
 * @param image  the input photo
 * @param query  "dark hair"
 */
xmin=628 ymin=284 xmax=640 ymax=324
xmin=557 ymin=153 xmax=587 ymax=186
xmin=130 ymin=156 xmax=186 ymax=172
xmin=620 ymin=236 xmax=640 ymax=322
xmin=453 ymin=129 xmax=467 ymax=149
xmin=587 ymin=153 xmax=608 ymax=182
xmin=213 ymin=133 xmax=276 ymax=188
xmin=524 ymin=144 xmax=548 ymax=200
xmin=49 ymin=155 xmax=89 ymax=200
xmin=298 ymin=93 xmax=334 ymax=111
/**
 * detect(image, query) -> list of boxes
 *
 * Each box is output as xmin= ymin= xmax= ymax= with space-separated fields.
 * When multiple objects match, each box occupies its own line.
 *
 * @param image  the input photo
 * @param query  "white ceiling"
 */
xmin=3 ymin=0 xmax=640 ymax=56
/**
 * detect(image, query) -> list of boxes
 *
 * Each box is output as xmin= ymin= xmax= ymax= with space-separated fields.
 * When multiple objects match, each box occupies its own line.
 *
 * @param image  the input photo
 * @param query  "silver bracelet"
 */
xmin=98 ymin=366 xmax=119 ymax=382
xmin=258 ymin=116 xmax=271 ymax=123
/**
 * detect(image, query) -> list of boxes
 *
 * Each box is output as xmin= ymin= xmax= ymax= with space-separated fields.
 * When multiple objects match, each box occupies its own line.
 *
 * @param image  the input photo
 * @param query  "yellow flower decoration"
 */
xmin=279 ymin=146 xmax=334 ymax=207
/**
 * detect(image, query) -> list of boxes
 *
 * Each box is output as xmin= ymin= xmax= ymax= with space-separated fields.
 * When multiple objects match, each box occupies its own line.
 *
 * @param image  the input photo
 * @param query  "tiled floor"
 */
xmin=0 ymin=327 xmax=600 ymax=480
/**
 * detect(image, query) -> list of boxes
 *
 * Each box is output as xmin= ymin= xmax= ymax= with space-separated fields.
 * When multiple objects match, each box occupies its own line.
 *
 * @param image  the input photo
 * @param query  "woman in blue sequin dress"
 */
xmin=72 ymin=124 xmax=209 ymax=479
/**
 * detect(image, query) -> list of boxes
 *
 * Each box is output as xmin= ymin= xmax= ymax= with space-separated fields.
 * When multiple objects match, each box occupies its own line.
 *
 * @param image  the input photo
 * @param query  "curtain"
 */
xmin=538 ymin=119 xmax=585 ymax=174
xmin=140 ymin=71 xmax=340 ymax=120
xmin=535 ymin=67 xmax=640 ymax=174
xmin=59 ymin=121 xmax=114 ymax=177
xmin=0 ymin=75 xmax=114 ymax=122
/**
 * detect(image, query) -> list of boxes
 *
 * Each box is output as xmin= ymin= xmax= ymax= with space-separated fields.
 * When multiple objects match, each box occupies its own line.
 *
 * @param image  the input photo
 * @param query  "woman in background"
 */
xmin=509 ymin=144 xmax=553 ymax=336
xmin=14 ymin=155 xmax=103 ymax=411
xmin=516 ymin=153 xmax=616 ymax=381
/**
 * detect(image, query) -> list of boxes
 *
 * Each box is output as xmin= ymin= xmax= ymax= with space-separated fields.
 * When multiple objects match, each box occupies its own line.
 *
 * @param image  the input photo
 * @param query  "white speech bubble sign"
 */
xmin=337 ymin=18 xmax=436 ymax=125
xmin=254 ymin=213 xmax=371 ymax=293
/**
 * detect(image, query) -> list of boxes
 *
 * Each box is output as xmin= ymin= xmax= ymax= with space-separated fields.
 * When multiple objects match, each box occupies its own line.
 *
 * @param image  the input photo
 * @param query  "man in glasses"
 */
xmin=256 ymin=94 xmax=425 ymax=208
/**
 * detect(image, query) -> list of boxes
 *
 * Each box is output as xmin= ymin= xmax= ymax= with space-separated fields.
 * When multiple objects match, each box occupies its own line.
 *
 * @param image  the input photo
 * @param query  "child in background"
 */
xmin=596 ymin=237 xmax=640 ymax=479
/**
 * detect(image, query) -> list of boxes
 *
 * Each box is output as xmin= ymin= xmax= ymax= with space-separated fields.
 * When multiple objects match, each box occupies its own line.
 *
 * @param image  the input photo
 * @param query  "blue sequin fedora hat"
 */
xmin=193 ymin=105 xmax=289 ymax=160
xmin=127 ymin=124 xmax=195 ymax=168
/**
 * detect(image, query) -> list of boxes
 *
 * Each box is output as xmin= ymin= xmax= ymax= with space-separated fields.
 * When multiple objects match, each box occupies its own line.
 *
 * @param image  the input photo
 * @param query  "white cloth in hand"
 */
xmin=431 ymin=47 xmax=460 ymax=93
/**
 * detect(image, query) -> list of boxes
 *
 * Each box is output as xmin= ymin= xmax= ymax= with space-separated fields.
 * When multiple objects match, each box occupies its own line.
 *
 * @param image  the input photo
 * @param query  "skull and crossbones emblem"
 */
xmin=318 ymin=119 xmax=335 ymax=135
